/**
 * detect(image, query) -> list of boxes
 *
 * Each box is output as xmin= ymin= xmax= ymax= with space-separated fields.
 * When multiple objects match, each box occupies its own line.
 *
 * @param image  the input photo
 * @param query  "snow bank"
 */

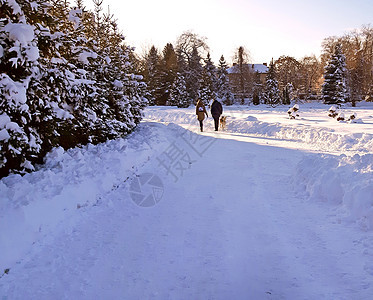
xmin=294 ymin=154 xmax=373 ymax=230
xmin=0 ymin=123 xmax=169 ymax=271
xmin=144 ymin=106 xmax=373 ymax=153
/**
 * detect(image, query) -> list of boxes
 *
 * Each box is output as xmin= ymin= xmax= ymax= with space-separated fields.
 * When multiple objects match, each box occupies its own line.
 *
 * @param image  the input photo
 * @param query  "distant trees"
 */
xmin=299 ymin=55 xmax=323 ymax=100
xmin=321 ymin=25 xmax=373 ymax=105
xmin=141 ymin=25 xmax=373 ymax=108
xmin=141 ymin=31 xmax=233 ymax=107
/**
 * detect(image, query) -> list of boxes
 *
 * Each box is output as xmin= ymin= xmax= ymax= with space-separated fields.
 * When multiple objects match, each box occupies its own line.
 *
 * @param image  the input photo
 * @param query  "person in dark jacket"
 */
xmin=210 ymin=99 xmax=223 ymax=131
xmin=196 ymin=99 xmax=208 ymax=132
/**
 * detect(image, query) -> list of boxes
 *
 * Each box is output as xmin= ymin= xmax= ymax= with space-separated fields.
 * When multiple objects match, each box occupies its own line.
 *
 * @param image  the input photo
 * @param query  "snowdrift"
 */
xmin=0 ymin=123 xmax=169 ymax=271
xmin=144 ymin=104 xmax=373 ymax=232
xmin=144 ymin=105 xmax=373 ymax=153
xmin=294 ymin=153 xmax=373 ymax=230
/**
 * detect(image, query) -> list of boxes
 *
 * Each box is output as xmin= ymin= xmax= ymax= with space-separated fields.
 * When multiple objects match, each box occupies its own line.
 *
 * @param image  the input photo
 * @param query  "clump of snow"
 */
xmin=4 ymin=23 xmax=34 ymax=44
xmin=246 ymin=116 xmax=258 ymax=121
xmin=68 ymin=9 xmax=82 ymax=30
xmin=43 ymin=146 xmax=65 ymax=168
xmin=78 ymin=50 xmax=97 ymax=65
xmin=113 ymin=79 xmax=123 ymax=88
xmin=337 ymin=112 xmax=345 ymax=121
xmin=6 ymin=121 xmax=22 ymax=133
xmin=0 ymin=114 xmax=11 ymax=129
xmin=50 ymin=102 xmax=73 ymax=119
xmin=0 ymin=129 xmax=10 ymax=141
xmin=287 ymin=104 xmax=300 ymax=119
xmin=0 ymin=74 xmax=28 ymax=108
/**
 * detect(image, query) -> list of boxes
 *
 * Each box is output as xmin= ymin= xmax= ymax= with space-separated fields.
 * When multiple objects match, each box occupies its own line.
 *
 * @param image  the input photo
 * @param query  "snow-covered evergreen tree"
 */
xmin=0 ymin=0 xmax=43 ymax=176
xmin=263 ymin=59 xmax=281 ymax=107
xmin=199 ymin=52 xmax=217 ymax=104
xmin=168 ymin=73 xmax=189 ymax=107
xmin=216 ymin=55 xmax=234 ymax=105
xmin=144 ymin=46 xmax=162 ymax=105
xmin=0 ymin=0 xmax=147 ymax=178
xmin=158 ymin=43 xmax=177 ymax=105
xmin=186 ymin=47 xmax=202 ymax=102
xmin=322 ymin=44 xmax=347 ymax=105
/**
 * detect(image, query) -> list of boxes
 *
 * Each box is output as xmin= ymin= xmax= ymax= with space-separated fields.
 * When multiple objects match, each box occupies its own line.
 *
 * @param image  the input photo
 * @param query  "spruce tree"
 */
xmin=144 ymin=46 xmax=162 ymax=106
xmin=0 ymin=0 xmax=44 ymax=176
xmin=0 ymin=0 xmax=147 ymax=177
xmin=158 ymin=43 xmax=177 ymax=105
xmin=186 ymin=47 xmax=202 ymax=102
xmin=322 ymin=44 xmax=347 ymax=105
xmin=263 ymin=59 xmax=281 ymax=107
xmin=199 ymin=53 xmax=217 ymax=104
xmin=217 ymin=55 xmax=234 ymax=105
xmin=168 ymin=73 xmax=189 ymax=107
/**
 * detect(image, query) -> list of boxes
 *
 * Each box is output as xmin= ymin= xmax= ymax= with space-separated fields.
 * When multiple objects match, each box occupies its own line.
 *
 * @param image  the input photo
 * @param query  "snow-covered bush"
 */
xmin=287 ymin=104 xmax=299 ymax=119
xmin=328 ymin=105 xmax=338 ymax=118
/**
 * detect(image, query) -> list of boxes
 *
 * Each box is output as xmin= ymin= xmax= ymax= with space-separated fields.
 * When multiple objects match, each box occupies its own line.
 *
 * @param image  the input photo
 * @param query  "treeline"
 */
xmin=0 ymin=0 xmax=147 ymax=178
xmin=140 ymin=26 xmax=373 ymax=107
xmin=266 ymin=25 xmax=373 ymax=106
xmin=139 ymin=31 xmax=234 ymax=107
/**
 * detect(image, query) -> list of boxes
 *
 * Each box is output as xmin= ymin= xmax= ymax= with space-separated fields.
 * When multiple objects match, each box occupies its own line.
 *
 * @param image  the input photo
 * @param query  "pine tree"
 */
xmin=0 ymin=0 xmax=147 ymax=178
xmin=144 ymin=46 xmax=162 ymax=105
xmin=263 ymin=59 xmax=281 ymax=107
xmin=199 ymin=52 xmax=217 ymax=104
xmin=168 ymin=73 xmax=189 ymax=107
xmin=216 ymin=55 xmax=234 ymax=105
xmin=0 ymin=0 xmax=44 ymax=176
xmin=158 ymin=43 xmax=177 ymax=105
xmin=186 ymin=47 xmax=202 ymax=102
xmin=322 ymin=44 xmax=347 ymax=105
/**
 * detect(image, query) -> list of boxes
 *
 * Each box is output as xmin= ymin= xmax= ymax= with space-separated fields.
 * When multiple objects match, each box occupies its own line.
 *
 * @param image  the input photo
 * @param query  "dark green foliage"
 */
xmin=322 ymin=44 xmax=347 ymax=104
xmin=217 ymin=55 xmax=234 ymax=105
xmin=263 ymin=59 xmax=281 ymax=107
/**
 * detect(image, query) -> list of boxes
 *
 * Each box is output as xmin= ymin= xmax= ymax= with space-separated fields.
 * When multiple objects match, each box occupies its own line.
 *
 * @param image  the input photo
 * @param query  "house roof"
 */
xmin=227 ymin=64 xmax=269 ymax=74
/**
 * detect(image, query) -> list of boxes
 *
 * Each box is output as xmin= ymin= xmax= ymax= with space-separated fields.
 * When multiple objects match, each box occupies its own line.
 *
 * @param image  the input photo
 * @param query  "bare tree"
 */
xmin=175 ymin=31 xmax=209 ymax=63
xmin=274 ymin=56 xmax=301 ymax=92
xmin=232 ymin=46 xmax=252 ymax=104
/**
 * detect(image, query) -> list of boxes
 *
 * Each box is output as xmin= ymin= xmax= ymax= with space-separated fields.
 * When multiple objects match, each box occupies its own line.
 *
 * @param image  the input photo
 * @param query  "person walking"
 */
xmin=196 ymin=99 xmax=208 ymax=132
xmin=210 ymin=99 xmax=223 ymax=131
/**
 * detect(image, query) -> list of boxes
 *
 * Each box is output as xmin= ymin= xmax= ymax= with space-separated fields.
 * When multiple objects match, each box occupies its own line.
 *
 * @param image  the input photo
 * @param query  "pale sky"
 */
xmin=85 ymin=0 xmax=373 ymax=65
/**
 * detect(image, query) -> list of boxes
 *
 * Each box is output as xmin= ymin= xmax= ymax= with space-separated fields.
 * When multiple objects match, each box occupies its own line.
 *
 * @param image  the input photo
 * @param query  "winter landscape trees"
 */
xmin=1 ymin=0 xmax=373 ymax=179
xmin=140 ymin=25 xmax=373 ymax=108
xmin=321 ymin=44 xmax=347 ymax=105
xmin=0 ymin=0 xmax=146 ymax=177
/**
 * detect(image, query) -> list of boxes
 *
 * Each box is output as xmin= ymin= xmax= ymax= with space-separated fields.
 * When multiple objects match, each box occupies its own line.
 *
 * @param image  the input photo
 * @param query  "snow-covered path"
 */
xmin=1 ymin=121 xmax=372 ymax=299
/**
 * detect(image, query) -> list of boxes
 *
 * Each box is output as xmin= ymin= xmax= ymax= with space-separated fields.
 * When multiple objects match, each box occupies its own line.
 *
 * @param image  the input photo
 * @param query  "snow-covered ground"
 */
xmin=0 ymin=102 xmax=372 ymax=299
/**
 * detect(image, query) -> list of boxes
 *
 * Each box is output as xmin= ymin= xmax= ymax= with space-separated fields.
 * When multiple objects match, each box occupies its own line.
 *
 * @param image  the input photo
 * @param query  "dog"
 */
xmin=220 ymin=115 xmax=227 ymax=130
